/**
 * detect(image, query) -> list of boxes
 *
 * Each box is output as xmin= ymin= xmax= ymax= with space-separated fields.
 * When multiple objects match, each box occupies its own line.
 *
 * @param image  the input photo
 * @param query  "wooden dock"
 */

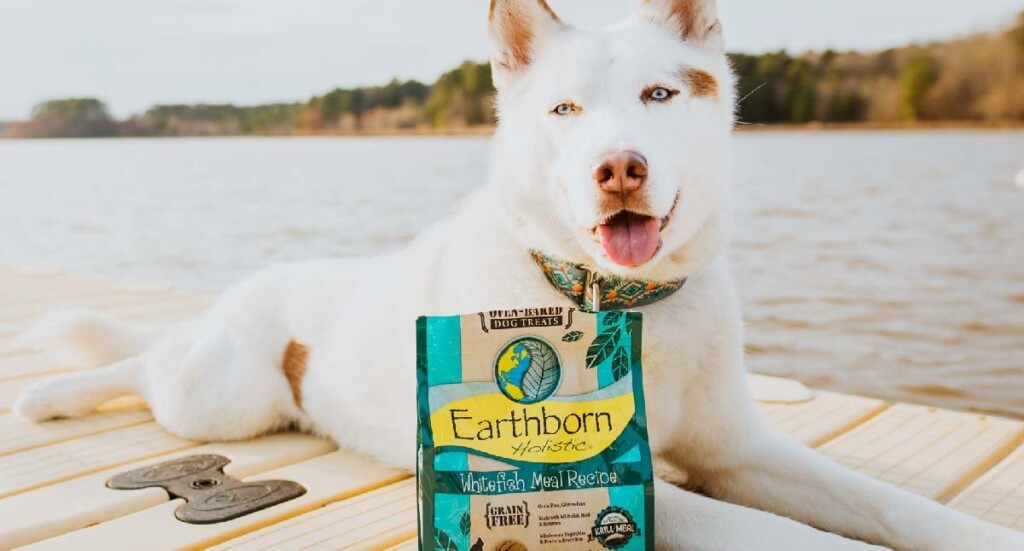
xmin=0 ymin=266 xmax=1021 ymax=549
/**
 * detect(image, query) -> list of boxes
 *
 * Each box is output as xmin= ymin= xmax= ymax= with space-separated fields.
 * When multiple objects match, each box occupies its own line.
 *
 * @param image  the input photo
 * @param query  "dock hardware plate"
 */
xmin=106 ymin=454 xmax=307 ymax=524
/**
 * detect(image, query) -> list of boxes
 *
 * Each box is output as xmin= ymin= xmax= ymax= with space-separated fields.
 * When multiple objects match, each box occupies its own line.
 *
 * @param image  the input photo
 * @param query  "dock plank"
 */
xmin=820 ymin=404 xmax=1024 ymax=502
xmin=0 ymin=408 xmax=151 ymax=457
xmin=950 ymin=444 xmax=1024 ymax=531
xmin=0 ymin=351 xmax=72 ymax=381
xmin=212 ymin=480 xmax=417 ymax=551
xmin=759 ymin=391 xmax=887 ymax=447
xmin=748 ymin=373 xmax=814 ymax=404
xmin=0 ymin=434 xmax=336 ymax=549
xmin=0 ymin=422 xmax=196 ymax=499
xmin=23 ymin=451 xmax=409 ymax=551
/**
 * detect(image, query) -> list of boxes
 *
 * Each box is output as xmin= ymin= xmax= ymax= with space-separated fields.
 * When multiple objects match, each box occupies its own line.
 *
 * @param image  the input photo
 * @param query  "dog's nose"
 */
xmin=593 ymin=151 xmax=648 ymax=193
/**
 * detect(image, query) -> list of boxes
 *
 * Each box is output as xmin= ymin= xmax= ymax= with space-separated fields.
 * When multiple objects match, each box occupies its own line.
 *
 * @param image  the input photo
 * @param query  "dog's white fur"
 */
xmin=14 ymin=1 xmax=1024 ymax=549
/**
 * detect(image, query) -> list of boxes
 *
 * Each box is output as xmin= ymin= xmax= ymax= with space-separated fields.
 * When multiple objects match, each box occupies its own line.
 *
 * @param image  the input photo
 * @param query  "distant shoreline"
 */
xmin=2 ymin=121 xmax=1023 ymax=140
xmin=8 ymin=13 xmax=1024 ymax=141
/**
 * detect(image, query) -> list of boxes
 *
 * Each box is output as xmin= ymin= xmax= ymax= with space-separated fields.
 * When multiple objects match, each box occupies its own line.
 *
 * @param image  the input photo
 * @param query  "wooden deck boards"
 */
xmin=0 ymin=351 xmax=73 ymax=381
xmin=0 ymin=434 xmax=336 ymax=550
xmin=820 ymin=405 xmax=1024 ymax=502
xmin=0 ymin=422 xmax=196 ymax=499
xmin=951 ymin=445 xmax=1024 ymax=530
xmin=24 ymin=452 xmax=408 ymax=551
xmin=212 ymin=480 xmax=419 ymax=551
xmin=0 ymin=266 xmax=1020 ymax=549
xmin=758 ymin=391 xmax=887 ymax=447
xmin=0 ymin=408 xmax=152 ymax=457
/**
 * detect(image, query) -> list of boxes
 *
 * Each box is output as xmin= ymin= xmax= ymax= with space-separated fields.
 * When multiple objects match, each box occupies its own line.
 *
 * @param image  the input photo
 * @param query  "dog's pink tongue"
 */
xmin=597 ymin=213 xmax=661 ymax=267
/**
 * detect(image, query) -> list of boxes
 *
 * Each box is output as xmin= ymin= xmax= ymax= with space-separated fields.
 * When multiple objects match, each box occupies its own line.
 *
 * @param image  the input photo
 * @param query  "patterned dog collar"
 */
xmin=530 ymin=250 xmax=686 ymax=312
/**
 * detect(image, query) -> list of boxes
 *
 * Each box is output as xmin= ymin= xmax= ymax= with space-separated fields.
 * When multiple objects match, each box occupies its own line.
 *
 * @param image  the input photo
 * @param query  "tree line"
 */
xmin=5 ymin=12 xmax=1022 ymax=138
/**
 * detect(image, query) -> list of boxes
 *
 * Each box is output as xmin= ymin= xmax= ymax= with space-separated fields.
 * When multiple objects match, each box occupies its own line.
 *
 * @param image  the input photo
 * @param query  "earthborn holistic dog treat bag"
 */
xmin=417 ymin=308 xmax=654 ymax=550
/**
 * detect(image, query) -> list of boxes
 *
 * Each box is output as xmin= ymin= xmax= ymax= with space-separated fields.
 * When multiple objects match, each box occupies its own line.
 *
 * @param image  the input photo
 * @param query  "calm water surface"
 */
xmin=1 ymin=133 xmax=1022 ymax=416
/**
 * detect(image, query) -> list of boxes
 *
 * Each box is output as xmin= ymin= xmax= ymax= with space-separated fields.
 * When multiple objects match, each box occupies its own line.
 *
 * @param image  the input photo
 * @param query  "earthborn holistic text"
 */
xmin=416 ymin=308 xmax=655 ymax=550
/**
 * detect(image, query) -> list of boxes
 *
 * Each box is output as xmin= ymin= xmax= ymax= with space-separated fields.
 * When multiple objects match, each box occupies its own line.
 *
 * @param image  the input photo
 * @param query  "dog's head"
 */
xmin=488 ymin=0 xmax=735 ymax=279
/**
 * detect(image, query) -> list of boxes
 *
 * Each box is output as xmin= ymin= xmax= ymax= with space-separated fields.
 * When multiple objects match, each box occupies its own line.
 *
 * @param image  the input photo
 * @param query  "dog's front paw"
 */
xmin=13 ymin=377 xmax=92 ymax=422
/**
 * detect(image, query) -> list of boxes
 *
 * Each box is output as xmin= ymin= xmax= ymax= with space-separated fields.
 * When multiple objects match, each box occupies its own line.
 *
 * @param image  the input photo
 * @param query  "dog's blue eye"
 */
xmin=552 ymin=102 xmax=580 ymax=116
xmin=644 ymin=86 xmax=678 ymax=104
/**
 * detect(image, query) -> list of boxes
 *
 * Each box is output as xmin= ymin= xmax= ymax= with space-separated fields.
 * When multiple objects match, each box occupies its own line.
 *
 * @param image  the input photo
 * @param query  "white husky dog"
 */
xmin=14 ymin=1 xmax=1024 ymax=549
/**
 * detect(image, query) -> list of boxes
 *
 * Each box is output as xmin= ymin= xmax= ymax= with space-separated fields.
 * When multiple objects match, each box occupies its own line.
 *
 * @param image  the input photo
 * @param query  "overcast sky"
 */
xmin=2 ymin=0 xmax=1021 ymax=119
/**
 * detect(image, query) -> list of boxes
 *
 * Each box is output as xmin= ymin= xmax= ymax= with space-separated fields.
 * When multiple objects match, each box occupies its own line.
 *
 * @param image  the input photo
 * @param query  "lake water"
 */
xmin=1 ymin=132 xmax=1022 ymax=417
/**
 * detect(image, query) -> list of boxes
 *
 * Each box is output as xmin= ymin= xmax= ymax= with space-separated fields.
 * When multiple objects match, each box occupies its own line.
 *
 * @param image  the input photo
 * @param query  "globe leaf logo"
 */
xmin=494 ymin=337 xmax=561 ymax=404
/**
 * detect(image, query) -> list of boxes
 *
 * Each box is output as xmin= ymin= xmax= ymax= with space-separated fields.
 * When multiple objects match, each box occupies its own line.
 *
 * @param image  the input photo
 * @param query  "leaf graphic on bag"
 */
xmin=611 ymin=346 xmax=630 ymax=382
xmin=603 ymin=311 xmax=624 ymax=325
xmin=460 ymin=512 xmax=471 ymax=536
xmin=520 ymin=339 xmax=560 ymax=401
xmin=562 ymin=331 xmax=584 ymax=342
xmin=585 ymin=324 xmax=621 ymax=369
xmin=435 ymin=530 xmax=459 ymax=551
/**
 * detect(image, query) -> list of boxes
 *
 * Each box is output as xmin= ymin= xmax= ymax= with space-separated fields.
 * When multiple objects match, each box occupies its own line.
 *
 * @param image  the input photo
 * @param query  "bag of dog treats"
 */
xmin=417 ymin=308 xmax=654 ymax=550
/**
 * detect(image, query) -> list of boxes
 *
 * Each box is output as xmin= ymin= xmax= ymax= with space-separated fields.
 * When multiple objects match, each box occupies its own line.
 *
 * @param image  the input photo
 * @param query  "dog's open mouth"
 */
xmin=594 ymin=195 xmax=678 ymax=268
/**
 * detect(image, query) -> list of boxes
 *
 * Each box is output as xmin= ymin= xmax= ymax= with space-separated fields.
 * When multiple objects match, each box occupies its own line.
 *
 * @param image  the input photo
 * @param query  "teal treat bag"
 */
xmin=417 ymin=308 xmax=655 ymax=550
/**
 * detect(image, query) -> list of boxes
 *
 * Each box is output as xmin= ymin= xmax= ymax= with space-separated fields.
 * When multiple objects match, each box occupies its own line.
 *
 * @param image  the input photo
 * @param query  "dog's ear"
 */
xmin=489 ymin=0 xmax=565 ymax=90
xmin=637 ymin=0 xmax=723 ymax=50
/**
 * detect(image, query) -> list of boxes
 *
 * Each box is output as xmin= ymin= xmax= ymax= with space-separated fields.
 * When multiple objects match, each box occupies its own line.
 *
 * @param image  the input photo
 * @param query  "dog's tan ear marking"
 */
xmin=282 ymin=340 xmax=309 ymax=408
xmin=639 ymin=0 xmax=723 ymax=48
xmin=489 ymin=0 xmax=564 ymax=88
xmin=680 ymin=67 xmax=719 ymax=98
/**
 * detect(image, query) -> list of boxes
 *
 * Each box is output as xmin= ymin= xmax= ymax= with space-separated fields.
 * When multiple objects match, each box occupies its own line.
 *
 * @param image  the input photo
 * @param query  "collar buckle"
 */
xmin=583 ymin=268 xmax=600 ymax=312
